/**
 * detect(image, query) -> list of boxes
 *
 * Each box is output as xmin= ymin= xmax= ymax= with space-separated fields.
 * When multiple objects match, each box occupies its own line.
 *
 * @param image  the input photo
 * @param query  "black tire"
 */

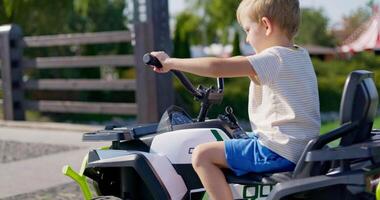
xmin=91 ymin=196 xmax=122 ymax=200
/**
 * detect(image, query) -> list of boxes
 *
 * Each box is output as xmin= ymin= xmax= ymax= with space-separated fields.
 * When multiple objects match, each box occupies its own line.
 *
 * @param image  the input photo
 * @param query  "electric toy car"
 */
xmin=63 ymin=54 xmax=380 ymax=200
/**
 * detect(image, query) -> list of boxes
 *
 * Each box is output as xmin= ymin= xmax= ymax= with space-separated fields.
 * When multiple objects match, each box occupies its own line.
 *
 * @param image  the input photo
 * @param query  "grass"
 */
xmin=321 ymin=116 xmax=380 ymax=134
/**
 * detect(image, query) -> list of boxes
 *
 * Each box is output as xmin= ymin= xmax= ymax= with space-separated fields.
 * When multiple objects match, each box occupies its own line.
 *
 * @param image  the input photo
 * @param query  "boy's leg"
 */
xmin=191 ymin=141 xmax=233 ymax=200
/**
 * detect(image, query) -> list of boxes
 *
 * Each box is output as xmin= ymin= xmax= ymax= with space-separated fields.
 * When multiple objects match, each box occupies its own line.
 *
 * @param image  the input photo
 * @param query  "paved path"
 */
xmin=0 ymin=121 xmax=109 ymax=199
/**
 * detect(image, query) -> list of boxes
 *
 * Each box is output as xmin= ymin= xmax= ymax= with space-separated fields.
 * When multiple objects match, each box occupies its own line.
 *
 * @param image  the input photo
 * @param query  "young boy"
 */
xmin=149 ymin=0 xmax=320 ymax=199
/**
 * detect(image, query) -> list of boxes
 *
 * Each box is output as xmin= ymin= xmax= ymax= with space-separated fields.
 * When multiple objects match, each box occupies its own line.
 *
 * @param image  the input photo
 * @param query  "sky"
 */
xmin=168 ymin=0 xmax=372 ymax=27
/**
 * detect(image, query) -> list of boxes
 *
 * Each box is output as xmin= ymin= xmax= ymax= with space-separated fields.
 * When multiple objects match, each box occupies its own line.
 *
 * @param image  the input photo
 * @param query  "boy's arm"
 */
xmin=150 ymin=51 xmax=256 ymax=78
xmin=167 ymin=56 xmax=256 ymax=78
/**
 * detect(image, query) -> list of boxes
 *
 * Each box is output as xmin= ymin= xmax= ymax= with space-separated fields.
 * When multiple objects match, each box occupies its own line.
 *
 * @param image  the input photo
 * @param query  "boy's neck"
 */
xmin=257 ymin=34 xmax=293 ymax=53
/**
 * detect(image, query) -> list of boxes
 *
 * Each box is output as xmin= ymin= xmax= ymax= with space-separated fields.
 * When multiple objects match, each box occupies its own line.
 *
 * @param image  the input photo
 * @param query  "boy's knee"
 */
xmin=191 ymin=144 xmax=209 ymax=169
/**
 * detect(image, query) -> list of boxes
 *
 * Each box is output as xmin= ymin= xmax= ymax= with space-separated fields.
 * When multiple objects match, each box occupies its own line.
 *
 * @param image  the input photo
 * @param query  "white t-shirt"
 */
xmin=247 ymin=46 xmax=320 ymax=163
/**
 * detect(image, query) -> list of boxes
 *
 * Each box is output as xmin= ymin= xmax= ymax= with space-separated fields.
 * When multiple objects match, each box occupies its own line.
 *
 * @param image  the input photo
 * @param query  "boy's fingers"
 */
xmin=151 ymin=51 xmax=163 ymax=57
xmin=149 ymin=65 xmax=162 ymax=71
xmin=153 ymin=67 xmax=162 ymax=73
xmin=150 ymin=51 xmax=166 ymax=61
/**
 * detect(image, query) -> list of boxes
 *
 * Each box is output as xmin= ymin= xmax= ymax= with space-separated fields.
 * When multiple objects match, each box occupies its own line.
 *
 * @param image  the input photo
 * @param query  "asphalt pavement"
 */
xmin=0 ymin=121 xmax=108 ymax=199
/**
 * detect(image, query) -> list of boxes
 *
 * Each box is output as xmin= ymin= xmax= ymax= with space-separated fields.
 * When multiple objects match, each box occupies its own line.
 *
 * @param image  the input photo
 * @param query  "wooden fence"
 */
xmin=0 ymin=0 xmax=174 ymax=123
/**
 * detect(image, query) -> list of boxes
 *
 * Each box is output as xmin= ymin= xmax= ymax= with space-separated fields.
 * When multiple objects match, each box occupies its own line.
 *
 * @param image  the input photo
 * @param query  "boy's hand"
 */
xmin=150 ymin=51 xmax=171 ymax=73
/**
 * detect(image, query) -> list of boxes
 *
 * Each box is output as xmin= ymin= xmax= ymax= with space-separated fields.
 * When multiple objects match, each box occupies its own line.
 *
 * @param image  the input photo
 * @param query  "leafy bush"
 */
xmin=314 ymin=51 xmax=380 ymax=111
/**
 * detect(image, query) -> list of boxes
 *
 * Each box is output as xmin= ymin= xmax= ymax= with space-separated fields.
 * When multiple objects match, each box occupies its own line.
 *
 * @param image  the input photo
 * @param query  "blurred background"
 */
xmin=1 ymin=0 xmax=380 ymax=199
xmin=0 ymin=0 xmax=379 ymax=132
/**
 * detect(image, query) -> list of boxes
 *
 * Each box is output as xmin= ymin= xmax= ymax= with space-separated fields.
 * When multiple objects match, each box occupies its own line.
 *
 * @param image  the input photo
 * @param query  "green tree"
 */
xmin=295 ymin=8 xmax=336 ymax=46
xmin=186 ymin=1 xmax=338 ymax=47
xmin=338 ymin=7 xmax=371 ymax=44
xmin=0 ymin=0 xmax=127 ymax=35
xmin=173 ymin=12 xmax=199 ymax=58
xmin=173 ymin=12 xmax=202 ymax=45
xmin=231 ymin=31 xmax=242 ymax=56
xmin=190 ymin=0 xmax=240 ymax=44
xmin=0 ymin=0 xmax=73 ymax=35
xmin=69 ymin=0 xmax=127 ymax=33
xmin=367 ymin=0 xmax=376 ymax=8
xmin=0 ymin=0 xmax=129 ymax=63
xmin=173 ymin=27 xmax=191 ymax=58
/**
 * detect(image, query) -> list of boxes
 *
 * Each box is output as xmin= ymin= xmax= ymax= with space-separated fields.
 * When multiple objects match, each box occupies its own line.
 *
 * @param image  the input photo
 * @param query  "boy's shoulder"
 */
xmin=258 ymin=45 xmax=310 ymax=63
xmin=262 ymin=45 xmax=307 ymax=55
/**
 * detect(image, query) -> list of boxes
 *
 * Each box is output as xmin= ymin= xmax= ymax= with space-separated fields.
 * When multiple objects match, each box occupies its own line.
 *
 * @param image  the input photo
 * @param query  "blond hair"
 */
xmin=236 ymin=0 xmax=300 ymax=39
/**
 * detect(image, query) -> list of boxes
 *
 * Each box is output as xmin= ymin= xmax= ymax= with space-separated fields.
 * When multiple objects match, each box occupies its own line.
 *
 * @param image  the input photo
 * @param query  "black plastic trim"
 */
xmin=82 ymin=123 xmax=158 ymax=142
xmin=224 ymin=170 xmax=266 ymax=185
xmin=267 ymin=171 xmax=365 ymax=200
xmin=173 ymin=164 xmax=203 ymax=190
xmin=87 ymin=152 xmax=172 ymax=200
xmin=313 ymin=121 xmax=358 ymax=149
xmin=115 ymin=138 xmax=152 ymax=152
xmin=306 ymin=140 xmax=380 ymax=162
xmin=88 ymin=150 xmax=101 ymax=163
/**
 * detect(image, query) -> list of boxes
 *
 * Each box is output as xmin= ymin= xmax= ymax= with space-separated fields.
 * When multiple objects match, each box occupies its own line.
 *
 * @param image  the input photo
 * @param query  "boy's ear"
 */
xmin=261 ymin=17 xmax=272 ymax=36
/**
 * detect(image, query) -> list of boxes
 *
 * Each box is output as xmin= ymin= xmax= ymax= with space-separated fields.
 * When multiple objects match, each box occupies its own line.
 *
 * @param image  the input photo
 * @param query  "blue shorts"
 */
xmin=224 ymin=133 xmax=295 ymax=176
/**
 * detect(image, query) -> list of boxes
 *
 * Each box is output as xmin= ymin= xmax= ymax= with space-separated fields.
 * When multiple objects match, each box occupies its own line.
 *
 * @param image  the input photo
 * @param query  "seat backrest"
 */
xmin=293 ymin=70 xmax=378 ymax=179
xmin=339 ymin=70 xmax=378 ymax=145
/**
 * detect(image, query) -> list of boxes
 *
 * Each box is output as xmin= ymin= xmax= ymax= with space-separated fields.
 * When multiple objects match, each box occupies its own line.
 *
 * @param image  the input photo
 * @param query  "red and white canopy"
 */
xmin=340 ymin=11 xmax=380 ymax=53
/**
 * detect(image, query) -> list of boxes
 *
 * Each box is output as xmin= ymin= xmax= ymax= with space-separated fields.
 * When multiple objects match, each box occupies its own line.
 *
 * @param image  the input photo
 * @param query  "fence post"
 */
xmin=133 ymin=0 xmax=174 ymax=123
xmin=0 ymin=24 xmax=25 ymax=120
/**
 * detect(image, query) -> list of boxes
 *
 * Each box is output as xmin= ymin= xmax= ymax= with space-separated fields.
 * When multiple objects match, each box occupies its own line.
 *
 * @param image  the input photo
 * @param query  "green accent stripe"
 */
xmin=211 ymin=129 xmax=223 ymax=141
xmin=377 ymin=180 xmax=380 ymax=200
